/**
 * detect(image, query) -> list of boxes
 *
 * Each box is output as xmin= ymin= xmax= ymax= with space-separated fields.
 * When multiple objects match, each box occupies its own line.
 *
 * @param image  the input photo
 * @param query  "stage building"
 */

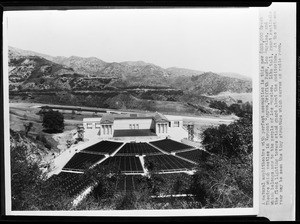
xmin=82 ymin=112 xmax=187 ymax=141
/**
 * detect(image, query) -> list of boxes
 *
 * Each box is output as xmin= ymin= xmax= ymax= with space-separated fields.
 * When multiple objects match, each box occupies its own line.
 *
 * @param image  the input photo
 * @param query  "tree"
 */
xmin=228 ymin=102 xmax=252 ymax=117
xmin=24 ymin=122 xmax=33 ymax=136
xmin=191 ymin=153 xmax=253 ymax=208
xmin=42 ymin=110 xmax=64 ymax=133
xmin=209 ymin=100 xmax=228 ymax=113
xmin=191 ymin=114 xmax=253 ymax=208
xmin=77 ymin=125 xmax=85 ymax=141
xmin=23 ymin=114 xmax=28 ymax=120
xmin=202 ymin=114 xmax=252 ymax=159
xmin=84 ymin=163 xmax=122 ymax=200
xmin=71 ymin=110 xmax=75 ymax=119
xmin=10 ymin=130 xmax=73 ymax=210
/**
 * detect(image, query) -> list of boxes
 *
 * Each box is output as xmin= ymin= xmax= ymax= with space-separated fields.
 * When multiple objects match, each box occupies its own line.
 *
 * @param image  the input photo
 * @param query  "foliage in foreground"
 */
xmin=191 ymin=153 xmax=253 ymax=208
xmin=202 ymin=114 xmax=252 ymax=159
xmin=192 ymin=114 xmax=253 ymax=208
xmin=10 ymin=131 xmax=73 ymax=210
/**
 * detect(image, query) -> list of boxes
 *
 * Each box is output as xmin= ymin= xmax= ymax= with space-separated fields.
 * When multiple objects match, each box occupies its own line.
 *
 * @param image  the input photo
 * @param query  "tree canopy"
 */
xmin=201 ymin=114 xmax=252 ymax=159
xmin=42 ymin=110 xmax=64 ymax=133
xmin=209 ymin=100 xmax=252 ymax=117
xmin=191 ymin=113 xmax=253 ymax=208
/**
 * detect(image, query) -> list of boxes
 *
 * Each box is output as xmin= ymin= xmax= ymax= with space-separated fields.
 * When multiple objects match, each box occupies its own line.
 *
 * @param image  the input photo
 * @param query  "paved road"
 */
xmin=166 ymin=114 xmax=236 ymax=124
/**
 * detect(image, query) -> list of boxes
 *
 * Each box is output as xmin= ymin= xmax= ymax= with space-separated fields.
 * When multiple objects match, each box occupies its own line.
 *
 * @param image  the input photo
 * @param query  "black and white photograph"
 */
xmin=4 ymin=7 xmax=258 ymax=215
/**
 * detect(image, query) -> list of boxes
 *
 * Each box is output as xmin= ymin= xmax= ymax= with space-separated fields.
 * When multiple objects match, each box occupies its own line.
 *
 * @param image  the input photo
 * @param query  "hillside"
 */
xmin=169 ymin=72 xmax=252 ymax=95
xmin=218 ymin=72 xmax=252 ymax=81
xmin=167 ymin=67 xmax=251 ymax=81
xmin=166 ymin=67 xmax=205 ymax=77
xmin=10 ymin=129 xmax=52 ymax=169
xmin=9 ymin=55 xmax=77 ymax=91
xmin=51 ymin=56 xmax=108 ymax=77
xmin=8 ymin=46 xmax=252 ymax=114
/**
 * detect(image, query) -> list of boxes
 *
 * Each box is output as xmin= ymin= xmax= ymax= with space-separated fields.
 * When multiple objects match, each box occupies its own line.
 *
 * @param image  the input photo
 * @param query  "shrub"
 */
xmin=209 ymin=100 xmax=228 ymax=111
xmin=44 ymin=142 xmax=52 ymax=150
xmin=193 ymin=114 xmax=253 ymax=208
xmin=24 ymin=122 xmax=33 ymax=136
xmin=36 ymin=134 xmax=47 ymax=143
xmin=36 ymin=134 xmax=52 ymax=150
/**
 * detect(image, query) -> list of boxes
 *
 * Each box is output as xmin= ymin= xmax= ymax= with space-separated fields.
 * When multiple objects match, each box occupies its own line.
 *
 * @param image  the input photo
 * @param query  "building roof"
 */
xmin=83 ymin=112 xmax=170 ymax=124
xmin=100 ymin=114 xmax=114 ymax=124
xmin=153 ymin=112 xmax=169 ymax=123
xmin=114 ymin=116 xmax=152 ymax=120
xmin=165 ymin=115 xmax=183 ymax=121
xmin=83 ymin=117 xmax=101 ymax=122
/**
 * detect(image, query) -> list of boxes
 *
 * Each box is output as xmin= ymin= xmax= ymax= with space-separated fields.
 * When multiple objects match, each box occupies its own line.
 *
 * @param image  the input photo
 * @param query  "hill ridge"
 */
xmin=8 ymin=46 xmax=252 ymax=112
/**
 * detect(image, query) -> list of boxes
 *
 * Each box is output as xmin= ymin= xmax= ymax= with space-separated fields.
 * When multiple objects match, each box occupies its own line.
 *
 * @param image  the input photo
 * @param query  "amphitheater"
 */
xmin=49 ymin=111 xmax=207 ymax=205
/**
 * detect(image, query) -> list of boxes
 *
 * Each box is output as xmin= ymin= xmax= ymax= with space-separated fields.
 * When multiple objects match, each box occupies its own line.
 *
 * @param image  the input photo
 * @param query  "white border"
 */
xmin=7 ymin=208 xmax=256 ymax=217
xmin=251 ymin=7 xmax=260 ymax=217
xmin=3 ymin=12 xmax=12 ymax=215
xmin=3 ymin=8 xmax=259 ymax=217
xmin=257 ymin=3 xmax=296 ymax=221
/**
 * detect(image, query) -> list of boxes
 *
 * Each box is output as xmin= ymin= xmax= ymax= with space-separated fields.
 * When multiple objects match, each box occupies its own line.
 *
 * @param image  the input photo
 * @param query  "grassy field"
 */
xmin=9 ymin=102 xmax=95 ymax=157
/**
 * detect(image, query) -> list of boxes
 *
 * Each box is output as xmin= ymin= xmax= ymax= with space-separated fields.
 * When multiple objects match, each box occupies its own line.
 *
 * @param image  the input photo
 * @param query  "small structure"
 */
xmin=77 ymin=124 xmax=85 ymax=141
xmin=153 ymin=112 xmax=169 ymax=136
xmin=82 ymin=112 xmax=187 ymax=140
xmin=187 ymin=122 xmax=194 ymax=141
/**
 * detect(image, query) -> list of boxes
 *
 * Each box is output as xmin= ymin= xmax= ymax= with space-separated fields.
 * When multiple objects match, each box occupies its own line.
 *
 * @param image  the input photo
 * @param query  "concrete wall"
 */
xmin=100 ymin=124 xmax=113 ymax=137
xmin=84 ymin=128 xmax=100 ymax=140
xmin=83 ymin=118 xmax=101 ymax=129
xmin=113 ymin=119 xmax=153 ymax=130
xmin=155 ymin=122 xmax=169 ymax=136
xmin=82 ymin=116 xmax=186 ymax=140
xmin=169 ymin=120 xmax=183 ymax=128
xmin=113 ymin=135 xmax=163 ymax=142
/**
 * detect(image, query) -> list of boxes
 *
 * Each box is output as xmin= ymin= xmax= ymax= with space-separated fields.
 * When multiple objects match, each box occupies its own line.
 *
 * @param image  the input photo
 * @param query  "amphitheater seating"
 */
xmin=144 ymin=154 xmax=195 ymax=172
xmin=149 ymin=139 xmax=193 ymax=153
xmin=115 ymin=142 xmax=163 ymax=156
xmin=63 ymin=153 xmax=105 ymax=171
xmin=51 ymin=171 xmax=94 ymax=197
xmin=100 ymin=156 xmax=143 ymax=173
xmin=81 ymin=140 xmax=123 ymax=155
xmin=175 ymin=149 xmax=208 ymax=164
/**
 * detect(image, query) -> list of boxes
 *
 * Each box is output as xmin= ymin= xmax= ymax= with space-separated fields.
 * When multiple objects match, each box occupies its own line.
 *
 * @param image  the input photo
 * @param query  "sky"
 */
xmin=5 ymin=8 xmax=258 ymax=78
